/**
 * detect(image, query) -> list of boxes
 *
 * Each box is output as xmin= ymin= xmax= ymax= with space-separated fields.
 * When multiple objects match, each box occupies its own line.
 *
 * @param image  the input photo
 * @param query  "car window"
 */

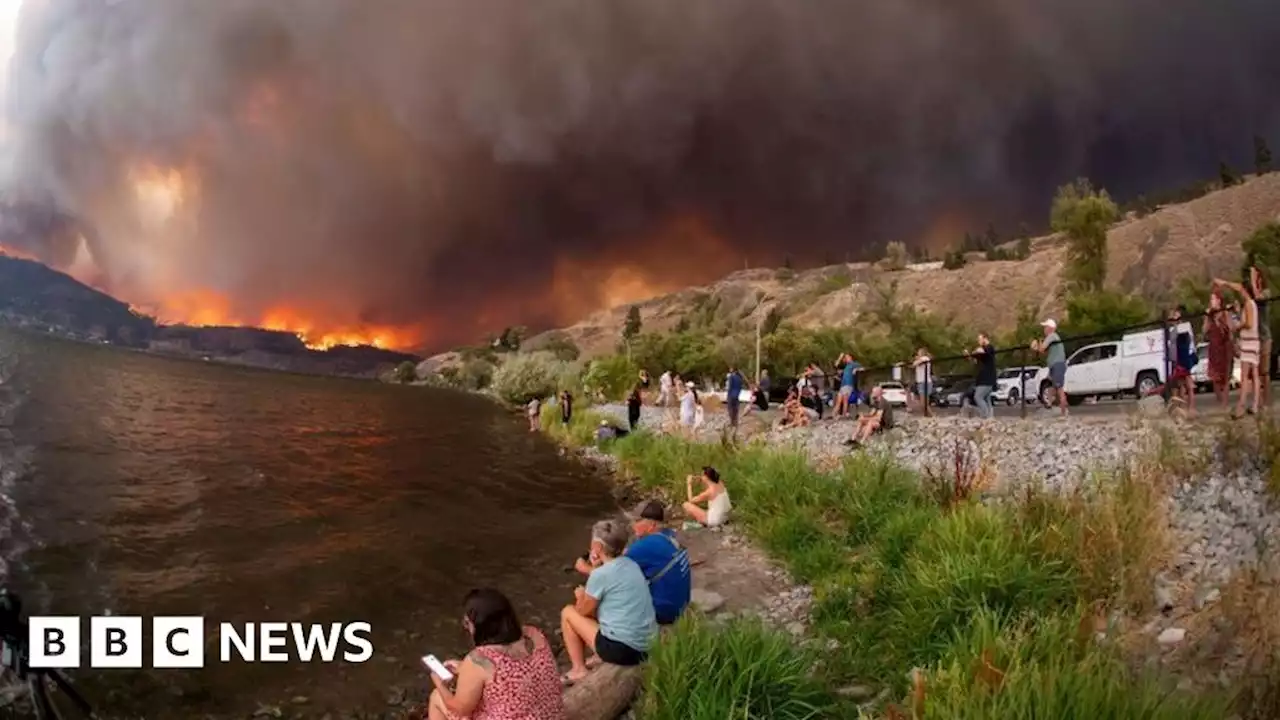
xmin=1099 ymin=345 xmax=1118 ymax=360
xmin=1070 ymin=347 xmax=1100 ymax=365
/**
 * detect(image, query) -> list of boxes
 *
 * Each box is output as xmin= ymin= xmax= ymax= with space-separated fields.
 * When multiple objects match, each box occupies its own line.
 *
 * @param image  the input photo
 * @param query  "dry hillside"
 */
xmin=506 ymin=173 xmax=1280 ymax=361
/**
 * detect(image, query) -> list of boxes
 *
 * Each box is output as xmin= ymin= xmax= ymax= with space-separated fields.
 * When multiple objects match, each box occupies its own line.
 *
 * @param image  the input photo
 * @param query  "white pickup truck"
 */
xmin=1062 ymin=326 xmax=1186 ymax=404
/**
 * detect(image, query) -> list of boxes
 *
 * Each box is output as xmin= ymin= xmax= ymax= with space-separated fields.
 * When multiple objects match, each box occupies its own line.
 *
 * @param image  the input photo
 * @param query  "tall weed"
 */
xmin=638 ymin=616 xmax=839 ymax=720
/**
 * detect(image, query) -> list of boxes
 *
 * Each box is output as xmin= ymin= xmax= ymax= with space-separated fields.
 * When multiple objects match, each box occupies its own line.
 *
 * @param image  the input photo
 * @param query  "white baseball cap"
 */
xmin=685 ymin=381 xmax=695 ymax=388
xmin=1040 ymin=318 xmax=1057 ymax=330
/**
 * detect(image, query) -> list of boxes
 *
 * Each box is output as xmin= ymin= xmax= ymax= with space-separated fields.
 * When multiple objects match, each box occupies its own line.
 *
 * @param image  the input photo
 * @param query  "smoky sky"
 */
xmin=2 ymin=0 xmax=1279 ymax=350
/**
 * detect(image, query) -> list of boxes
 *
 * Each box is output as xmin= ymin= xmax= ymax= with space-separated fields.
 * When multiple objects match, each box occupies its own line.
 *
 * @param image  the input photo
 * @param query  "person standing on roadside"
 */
xmin=965 ymin=333 xmax=997 ymax=419
xmin=1216 ymin=276 xmax=1262 ymax=418
xmin=1031 ymin=319 xmax=1068 ymax=416
xmin=911 ymin=348 xmax=932 ymax=412
xmin=834 ymin=353 xmax=859 ymax=417
xmin=1203 ymin=290 xmax=1237 ymax=410
xmin=759 ymin=369 xmax=772 ymax=398
xmin=1250 ymin=264 xmax=1272 ymax=407
xmin=725 ymin=366 xmax=744 ymax=430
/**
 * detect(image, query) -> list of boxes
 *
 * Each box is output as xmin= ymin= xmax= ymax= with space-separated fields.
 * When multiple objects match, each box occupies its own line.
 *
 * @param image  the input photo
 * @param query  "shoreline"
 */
xmin=546 ymin=401 xmax=1280 ymax=717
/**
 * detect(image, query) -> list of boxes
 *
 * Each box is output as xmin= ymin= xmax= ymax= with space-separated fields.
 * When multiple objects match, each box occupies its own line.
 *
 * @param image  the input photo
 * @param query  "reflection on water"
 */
xmin=0 ymin=329 xmax=616 ymax=716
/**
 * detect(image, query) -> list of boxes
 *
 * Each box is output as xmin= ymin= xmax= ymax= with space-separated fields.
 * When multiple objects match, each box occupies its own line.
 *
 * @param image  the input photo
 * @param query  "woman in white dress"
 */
xmin=682 ymin=466 xmax=731 ymax=528
xmin=679 ymin=381 xmax=701 ymax=429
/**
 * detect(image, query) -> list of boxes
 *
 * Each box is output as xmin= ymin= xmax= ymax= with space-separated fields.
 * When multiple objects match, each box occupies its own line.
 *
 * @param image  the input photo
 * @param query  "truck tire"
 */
xmin=1135 ymin=371 xmax=1160 ymax=397
xmin=1066 ymin=393 xmax=1084 ymax=407
xmin=1006 ymin=388 xmax=1020 ymax=406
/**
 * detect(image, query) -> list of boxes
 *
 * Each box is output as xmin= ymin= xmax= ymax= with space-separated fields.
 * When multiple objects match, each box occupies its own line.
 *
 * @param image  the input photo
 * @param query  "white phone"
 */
xmin=422 ymin=654 xmax=454 ymax=683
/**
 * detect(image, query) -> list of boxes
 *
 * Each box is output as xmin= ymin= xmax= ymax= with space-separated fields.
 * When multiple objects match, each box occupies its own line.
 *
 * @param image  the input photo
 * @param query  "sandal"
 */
xmin=561 ymin=671 xmax=587 ymax=687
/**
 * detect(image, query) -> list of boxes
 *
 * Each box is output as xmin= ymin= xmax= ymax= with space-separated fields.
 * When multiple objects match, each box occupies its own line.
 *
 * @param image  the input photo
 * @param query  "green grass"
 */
xmin=638 ymin=615 xmax=839 ymax=720
xmin=548 ymin=410 xmax=1226 ymax=718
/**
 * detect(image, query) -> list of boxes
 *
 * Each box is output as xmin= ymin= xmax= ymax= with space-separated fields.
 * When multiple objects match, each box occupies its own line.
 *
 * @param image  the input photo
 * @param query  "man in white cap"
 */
xmin=1030 ymin=318 xmax=1068 ymax=416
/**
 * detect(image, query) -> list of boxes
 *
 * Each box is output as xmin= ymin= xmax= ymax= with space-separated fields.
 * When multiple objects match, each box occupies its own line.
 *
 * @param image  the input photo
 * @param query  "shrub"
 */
xmin=638 ymin=616 xmax=839 ymax=720
xmin=942 ymin=250 xmax=967 ymax=270
xmin=882 ymin=241 xmax=910 ymax=271
xmin=391 ymin=360 xmax=417 ymax=383
xmin=489 ymin=352 xmax=575 ymax=403
xmin=456 ymin=359 xmax=495 ymax=390
xmin=582 ymin=354 xmax=639 ymax=401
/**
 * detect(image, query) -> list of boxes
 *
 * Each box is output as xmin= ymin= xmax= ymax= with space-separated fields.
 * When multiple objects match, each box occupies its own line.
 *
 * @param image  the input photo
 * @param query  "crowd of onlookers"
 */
xmin=424 ymin=471 xmax=731 ymax=719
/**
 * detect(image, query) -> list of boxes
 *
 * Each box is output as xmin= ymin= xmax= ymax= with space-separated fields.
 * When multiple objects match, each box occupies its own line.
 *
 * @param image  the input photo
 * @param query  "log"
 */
xmin=563 ymin=663 xmax=644 ymax=720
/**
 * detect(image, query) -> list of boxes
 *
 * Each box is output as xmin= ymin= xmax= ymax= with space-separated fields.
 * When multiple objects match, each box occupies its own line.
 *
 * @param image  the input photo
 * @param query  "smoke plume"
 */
xmin=2 ymin=0 xmax=1279 ymax=350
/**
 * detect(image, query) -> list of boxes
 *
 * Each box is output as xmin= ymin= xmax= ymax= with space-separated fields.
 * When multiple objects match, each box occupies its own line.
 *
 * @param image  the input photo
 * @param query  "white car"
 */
xmin=991 ymin=367 xmax=1044 ymax=406
xmin=1063 ymin=326 xmax=1178 ymax=403
xmin=1191 ymin=342 xmax=1242 ymax=391
xmin=876 ymin=382 xmax=908 ymax=407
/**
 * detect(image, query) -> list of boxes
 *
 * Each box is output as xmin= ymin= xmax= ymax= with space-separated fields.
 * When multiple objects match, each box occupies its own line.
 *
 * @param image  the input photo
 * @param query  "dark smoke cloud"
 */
xmin=3 ymin=0 xmax=1279 ymax=350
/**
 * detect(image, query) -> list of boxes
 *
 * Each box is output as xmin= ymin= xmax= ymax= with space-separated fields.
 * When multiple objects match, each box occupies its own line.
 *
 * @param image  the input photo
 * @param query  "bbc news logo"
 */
xmin=27 ymin=617 xmax=373 ymax=668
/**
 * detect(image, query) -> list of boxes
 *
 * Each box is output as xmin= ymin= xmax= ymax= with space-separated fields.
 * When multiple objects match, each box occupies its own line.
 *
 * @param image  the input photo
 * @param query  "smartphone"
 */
xmin=422 ymin=654 xmax=453 ymax=683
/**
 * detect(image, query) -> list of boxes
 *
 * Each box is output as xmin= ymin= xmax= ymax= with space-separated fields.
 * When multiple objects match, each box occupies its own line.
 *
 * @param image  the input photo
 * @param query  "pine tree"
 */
xmin=1255 ymin=136 xmax=1273 ymax=176
xmin=622 ymin=305 xmax=643 ymax=342
xmin=1219 ymin=160 xmax=1239 ymax=187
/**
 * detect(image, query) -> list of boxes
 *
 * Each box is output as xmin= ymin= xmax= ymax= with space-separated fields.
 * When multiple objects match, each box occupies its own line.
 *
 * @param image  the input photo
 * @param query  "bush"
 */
xmin=638 ymin=616 xmax=839 ymax=720
xmin=942 ymin=250 xmax=967 ymax=270
xmin=391 ymin=360 xmax=417 ymax=383
xmin=582 ymin=354 xmax=639 ymax=401
xmin=489 ymin=352 xmax=576 ymax=403
xmin=882 ymin=241 xmax=910 ymax=270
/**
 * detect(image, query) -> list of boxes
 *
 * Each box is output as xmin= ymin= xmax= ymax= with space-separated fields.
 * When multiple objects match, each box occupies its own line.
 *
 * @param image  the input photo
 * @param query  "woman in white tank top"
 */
xmin=1217 ymin=276 xmax=1261 ymax=417
xmin=682 ymin=466 xmax=732 ymax=528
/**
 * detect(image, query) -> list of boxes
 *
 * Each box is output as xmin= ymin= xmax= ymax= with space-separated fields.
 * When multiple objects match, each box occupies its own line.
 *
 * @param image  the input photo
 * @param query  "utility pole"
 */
xmin=755 ymin=311 xmax=763 ymax=383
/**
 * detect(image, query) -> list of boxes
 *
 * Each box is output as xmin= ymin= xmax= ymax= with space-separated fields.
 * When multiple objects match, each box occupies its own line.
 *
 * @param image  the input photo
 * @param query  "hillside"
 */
xmin=0 ymin=252 xmax=155 ymax=345
xmin=520 ymin=173 xmax=1280 ymax=360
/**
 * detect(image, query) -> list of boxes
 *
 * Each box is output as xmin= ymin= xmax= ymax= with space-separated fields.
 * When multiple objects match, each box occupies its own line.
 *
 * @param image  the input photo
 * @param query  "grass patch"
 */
xmin=549 ymin=410 xmax=1215 ymax=716
xmin=638 ymin=615 xmax=839 ymax=720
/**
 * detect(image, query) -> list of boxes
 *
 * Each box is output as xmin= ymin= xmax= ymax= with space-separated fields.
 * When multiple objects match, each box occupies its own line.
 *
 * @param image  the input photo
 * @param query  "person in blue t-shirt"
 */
xmin=725 ymin=367 xmax=745 ymax=429
xmin=573 ymin=500 xmax=691 ymax=626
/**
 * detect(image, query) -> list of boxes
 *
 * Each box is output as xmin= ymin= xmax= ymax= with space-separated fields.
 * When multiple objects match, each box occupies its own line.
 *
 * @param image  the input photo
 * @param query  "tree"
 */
xmin=622 ymin=305 xmax=643 ymax=343
xmin=1243 ymin=222 xmax=1280 ymax=341
xmin=1050 ymin=178 xmax=1118 ymax=292
xmin=983 ymin=223 xmax=999 ymax=249
xmin=882 ymin=241 xmax=910 ymax=270
xmin=1219 ymin=161 xmax=1240 ymax=188
xmin=783 ymin=254 xmax=794 ymax=269
xmin=1255 ymin=135 xmax=1273 ymax=176
xmin=1014 ymin=235 xmax=1032 ymax=260
xmin=1061 ymin=290 xmax=1152 ymax=342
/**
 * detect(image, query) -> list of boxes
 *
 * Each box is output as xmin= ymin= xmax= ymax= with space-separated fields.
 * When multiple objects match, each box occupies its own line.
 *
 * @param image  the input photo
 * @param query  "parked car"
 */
xmin=1191 ymin=342 xmax=1242 ymax=391
xmin=876 ymin=382 xmax=909 ymax=407
xmin=943 ymin=378 xmax=976 ymax=408
xmin=1062 ymin=326 xmax=1183 ymax=404
xmin=929 ymin=375 xmax=966 ymax=406
xmin=991 ymin=367 xmax=1044 ymax=406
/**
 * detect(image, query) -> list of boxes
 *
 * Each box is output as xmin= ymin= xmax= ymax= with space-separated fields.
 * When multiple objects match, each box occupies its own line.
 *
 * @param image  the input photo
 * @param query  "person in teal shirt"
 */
xmin=561 ymin=520 xmax=657 ymax=684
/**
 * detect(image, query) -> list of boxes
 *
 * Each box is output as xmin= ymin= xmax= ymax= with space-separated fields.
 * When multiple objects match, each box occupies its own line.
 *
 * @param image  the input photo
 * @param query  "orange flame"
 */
xmin=146 ymin=289 xmax=420 ymax=351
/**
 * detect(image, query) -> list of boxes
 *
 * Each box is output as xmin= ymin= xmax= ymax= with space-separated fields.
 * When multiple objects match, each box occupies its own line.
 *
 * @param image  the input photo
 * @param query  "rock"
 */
xmin=690 ymin=589 xmax=726 ymax=614
xmin=836 ymin=684 xmax=876 ymax=701
xmin=1157 ymin=627 xmax=1187 ymax=646
xmin=290 ymin=695 xmax=309 ymax=705
xmin=786 ymin=621 xmax=806 ymax=637
xmin=1194 ymin=587 xmax=1221 ymax=610
xmin=252 ymin=706 xmax=283 ymax=719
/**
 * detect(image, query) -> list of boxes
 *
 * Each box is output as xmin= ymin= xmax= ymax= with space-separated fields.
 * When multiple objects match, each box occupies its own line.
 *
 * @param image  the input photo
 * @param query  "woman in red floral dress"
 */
xmin=1203 ymin=290 xmax=1236 ymax=409
xmin=427 ymin=589 xmax=565 ymax=720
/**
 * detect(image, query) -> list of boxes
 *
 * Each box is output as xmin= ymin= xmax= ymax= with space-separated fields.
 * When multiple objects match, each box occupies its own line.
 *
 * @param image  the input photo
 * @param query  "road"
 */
xmin=925 ymin=388 xmax=1278 ymax=419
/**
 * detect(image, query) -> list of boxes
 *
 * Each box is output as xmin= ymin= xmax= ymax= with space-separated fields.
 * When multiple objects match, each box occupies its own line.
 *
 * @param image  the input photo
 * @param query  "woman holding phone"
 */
xmin=426 ymin=588 xmax=565 ymax=720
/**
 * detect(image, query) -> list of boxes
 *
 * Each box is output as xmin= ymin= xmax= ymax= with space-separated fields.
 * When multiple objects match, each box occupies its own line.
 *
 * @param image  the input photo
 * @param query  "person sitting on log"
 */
xmin=573 ymin=501 xmax=691 ymax=627
xmin=560 ymin=520 xmax=657 ymax=685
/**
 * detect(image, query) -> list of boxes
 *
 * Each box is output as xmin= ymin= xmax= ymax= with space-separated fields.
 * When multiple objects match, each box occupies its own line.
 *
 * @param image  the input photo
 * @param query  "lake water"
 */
xmin=0 ymin=329 xmax=616 ymax=717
